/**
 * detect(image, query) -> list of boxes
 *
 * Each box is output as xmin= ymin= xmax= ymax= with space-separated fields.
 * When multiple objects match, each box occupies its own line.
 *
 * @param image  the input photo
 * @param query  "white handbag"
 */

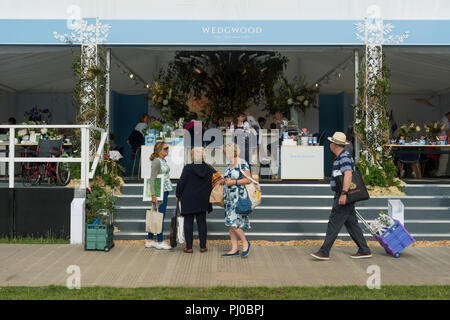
xmin=145 ymin=203 xmax=164 ymax=234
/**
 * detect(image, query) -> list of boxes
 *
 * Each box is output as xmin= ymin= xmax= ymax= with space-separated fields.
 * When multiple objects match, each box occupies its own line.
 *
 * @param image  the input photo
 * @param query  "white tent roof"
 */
xmin=0 ymin=45 xmax=449 ymax=95
xmin=2 ymin=0 xmax=450 ymax=20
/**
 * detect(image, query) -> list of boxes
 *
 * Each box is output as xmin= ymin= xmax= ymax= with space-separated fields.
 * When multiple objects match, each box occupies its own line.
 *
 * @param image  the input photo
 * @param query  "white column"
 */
xmin=106 ymin=48 xmax=111 ymax=138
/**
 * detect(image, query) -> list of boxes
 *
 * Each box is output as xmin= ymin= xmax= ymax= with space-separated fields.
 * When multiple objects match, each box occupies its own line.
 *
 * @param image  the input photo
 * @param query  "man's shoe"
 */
xmin=145 ymin=240 xmax=157 ymax=248
xmin=350 ymin=252 xmax=372 ymax=259
xmin=221 ymin=251 xmax=240 ymax=257
xmin=200 ymin=248 xmax=208 ymax=253
xmin=156 ymin=242 xmax=172 ymax=250
xmin=183 ymin=248 xmax=193 ymax=253
xmin=310 ymin=252 xmax=330 ymax=261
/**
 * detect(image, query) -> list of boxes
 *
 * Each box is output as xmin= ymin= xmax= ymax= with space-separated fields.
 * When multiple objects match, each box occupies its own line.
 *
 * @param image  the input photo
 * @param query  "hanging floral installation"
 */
xmin=148 ymin=51 xmax=288 ymax=125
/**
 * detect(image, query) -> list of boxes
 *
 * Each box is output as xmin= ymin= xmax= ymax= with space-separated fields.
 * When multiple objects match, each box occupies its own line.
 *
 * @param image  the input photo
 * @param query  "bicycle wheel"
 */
xmin=22 ymin=163 xmax=41 ymax=186
xmin=56 ymin=162 xmax=71 ymax=186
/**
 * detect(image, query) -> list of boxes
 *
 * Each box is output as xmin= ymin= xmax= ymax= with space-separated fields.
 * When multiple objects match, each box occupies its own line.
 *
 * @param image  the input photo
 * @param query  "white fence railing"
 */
xmin=0 ymin=125 xmax=107 ymax=189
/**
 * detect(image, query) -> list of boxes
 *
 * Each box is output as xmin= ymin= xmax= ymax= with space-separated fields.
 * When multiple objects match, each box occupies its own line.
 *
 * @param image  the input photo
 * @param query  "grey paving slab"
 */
xmin=0 ymin=244 xmax=449 ymax=288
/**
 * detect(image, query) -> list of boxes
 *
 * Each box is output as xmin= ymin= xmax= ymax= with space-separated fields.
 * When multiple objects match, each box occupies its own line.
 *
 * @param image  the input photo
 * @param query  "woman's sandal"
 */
xmin=183 ymin=248 xmax=193 ymax=253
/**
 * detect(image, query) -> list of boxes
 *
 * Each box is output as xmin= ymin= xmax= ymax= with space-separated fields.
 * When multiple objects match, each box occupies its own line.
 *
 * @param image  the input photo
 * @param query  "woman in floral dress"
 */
xmin=222 ymin=142 xmax=252 ymax=258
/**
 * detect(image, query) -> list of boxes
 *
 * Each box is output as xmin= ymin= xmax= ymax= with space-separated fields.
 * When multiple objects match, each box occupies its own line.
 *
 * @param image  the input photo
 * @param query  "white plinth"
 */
xmin=70 ymin=198 xmax=86 ymax=245
xmin=141 ymin=145 xmax=185 ymax=179
xmin=280 ymin=146 xmax=324 ymax=179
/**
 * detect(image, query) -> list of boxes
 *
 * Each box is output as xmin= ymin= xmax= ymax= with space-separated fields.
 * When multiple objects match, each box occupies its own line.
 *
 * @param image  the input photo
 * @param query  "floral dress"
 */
xmin=223 ymin=158 xmax=251 ymax=230
xmin=160 ymin=158 xmax=173 ymax=192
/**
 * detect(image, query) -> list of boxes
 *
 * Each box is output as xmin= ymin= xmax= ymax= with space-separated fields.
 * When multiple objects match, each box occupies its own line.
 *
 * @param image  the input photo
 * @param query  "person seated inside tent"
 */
xmin=396 ymin=148 xmax=422 ymax=179
xmin=0 ymin=117 xmax=17 ymax=134
xmin=128 ymin=113 xmax=149 ymax=160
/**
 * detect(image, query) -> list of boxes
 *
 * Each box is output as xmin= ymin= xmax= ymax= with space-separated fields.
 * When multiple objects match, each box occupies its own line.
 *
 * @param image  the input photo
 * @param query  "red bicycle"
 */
xmin=21 ymin=139 xmax=71 ymax=186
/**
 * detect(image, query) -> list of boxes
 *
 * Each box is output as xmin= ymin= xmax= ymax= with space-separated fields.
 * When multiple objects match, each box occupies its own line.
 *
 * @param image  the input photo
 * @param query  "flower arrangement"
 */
xmin=149 ymin=75 xmax=189 ymax=122
xmin=398 ymin=121 xmax=421 ymax=141
xmin=273 ymin=77 xmax=319 ymax=116
xmin=367 ymin=211 xmax=395 ymax=236
xmin=424 ymin=120 xmax=446 ymax=139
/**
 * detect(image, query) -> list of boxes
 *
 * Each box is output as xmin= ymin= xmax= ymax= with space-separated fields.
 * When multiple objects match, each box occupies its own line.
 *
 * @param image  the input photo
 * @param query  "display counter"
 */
xmin=280 ymin=145 xmax=324 ymax=180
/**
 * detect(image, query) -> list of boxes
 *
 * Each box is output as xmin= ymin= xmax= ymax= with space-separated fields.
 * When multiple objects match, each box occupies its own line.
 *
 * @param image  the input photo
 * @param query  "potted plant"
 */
xmin=84 ymin=185 xmax=117 ymax=252
xmin=149 ymin=121 xmax=163 ymax=136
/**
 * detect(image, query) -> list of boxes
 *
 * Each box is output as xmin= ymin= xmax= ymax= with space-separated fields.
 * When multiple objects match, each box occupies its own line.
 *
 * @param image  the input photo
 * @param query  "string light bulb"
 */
xmin=129 ymin=72 xmax=135 ymax=79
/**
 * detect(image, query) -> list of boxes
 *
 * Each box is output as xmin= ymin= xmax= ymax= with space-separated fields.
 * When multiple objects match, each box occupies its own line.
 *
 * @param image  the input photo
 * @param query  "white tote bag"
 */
xmin=145 ymin=203 xmax=164 ymax=234
xmin=177 ymin=216 xmax=185 ymax=244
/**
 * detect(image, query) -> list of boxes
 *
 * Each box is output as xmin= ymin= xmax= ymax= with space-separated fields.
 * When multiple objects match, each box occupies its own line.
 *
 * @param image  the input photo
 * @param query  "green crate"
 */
xmin=84 ymin=224 xmax=114 ymax=252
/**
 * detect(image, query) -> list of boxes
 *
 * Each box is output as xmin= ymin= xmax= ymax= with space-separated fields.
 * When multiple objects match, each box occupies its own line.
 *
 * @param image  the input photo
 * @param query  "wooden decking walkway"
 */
xmin=1 ymin=244 xmax=449 ymax=288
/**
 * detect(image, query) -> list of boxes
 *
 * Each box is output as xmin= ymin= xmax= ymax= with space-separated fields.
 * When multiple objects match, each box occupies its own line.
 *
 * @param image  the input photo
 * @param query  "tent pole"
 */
xmin=354 ymin=48 xmax=360 ymax=162
xmin=106 ymin=48 xmax=111 ymax=143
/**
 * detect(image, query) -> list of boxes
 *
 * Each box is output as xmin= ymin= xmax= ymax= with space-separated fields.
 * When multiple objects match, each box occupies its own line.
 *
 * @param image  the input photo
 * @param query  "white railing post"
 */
xmin=8 ymin=127 xmax=15 ymax=188
xmin=89 ymin=130 xmax=107 ymax=179
xmin=85 ymin=127 xmax=91 ymax=188
xmin=80 ymin=127 xmax=87 ymax=190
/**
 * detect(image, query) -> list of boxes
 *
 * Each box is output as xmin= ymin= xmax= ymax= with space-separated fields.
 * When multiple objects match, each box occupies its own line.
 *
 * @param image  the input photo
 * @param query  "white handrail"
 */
xmin=0 ymin=124 xmax=106 ymax=190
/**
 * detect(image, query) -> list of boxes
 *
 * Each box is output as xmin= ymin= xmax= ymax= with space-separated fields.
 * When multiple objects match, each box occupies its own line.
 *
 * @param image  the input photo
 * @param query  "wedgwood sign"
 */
xmin=201 ymin=26 xmax=262 ymax=36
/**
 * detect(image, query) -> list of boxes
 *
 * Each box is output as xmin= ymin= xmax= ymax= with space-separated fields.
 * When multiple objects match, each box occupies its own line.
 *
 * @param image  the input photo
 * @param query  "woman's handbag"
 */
xmin=335 ymin=167 xmax=370 ymax=205
xmin=210 ymin=170 xmax=225 ymax=207
xmin=145 ymin=203 xmax=164 ymax=234
xmin=239 ymin=165 xmax=262 ymax=209
xmin=236 ymin=189 xmax=253 ymax=215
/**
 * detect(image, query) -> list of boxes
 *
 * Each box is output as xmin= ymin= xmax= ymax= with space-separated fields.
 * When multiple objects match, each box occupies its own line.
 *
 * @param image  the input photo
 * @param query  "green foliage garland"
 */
xmin=354 ymin=52 xmax=400 ymax=188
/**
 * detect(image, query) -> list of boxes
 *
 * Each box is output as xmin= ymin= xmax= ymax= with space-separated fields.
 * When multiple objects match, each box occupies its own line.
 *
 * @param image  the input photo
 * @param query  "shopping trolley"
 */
xmin=356 ymin=210 xmax=416 ymax=258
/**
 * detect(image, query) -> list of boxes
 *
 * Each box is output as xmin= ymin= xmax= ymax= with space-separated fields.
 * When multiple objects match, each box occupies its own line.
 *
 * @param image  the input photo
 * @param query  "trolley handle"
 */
xmin=355 ymin=209 xmax=376 ymax=234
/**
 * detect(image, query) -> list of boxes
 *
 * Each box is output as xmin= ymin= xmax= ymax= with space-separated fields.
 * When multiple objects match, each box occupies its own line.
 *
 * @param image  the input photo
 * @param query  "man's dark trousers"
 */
xmin=319 ymin=197 xmax=371 ymax=257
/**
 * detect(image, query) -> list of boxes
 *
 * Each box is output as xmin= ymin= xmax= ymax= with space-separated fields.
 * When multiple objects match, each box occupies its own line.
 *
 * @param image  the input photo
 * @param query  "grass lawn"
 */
xmin=0 ymin=286 xmax=449 ymax=300
xmin=0 ymin=237 xmax=70 ymax=245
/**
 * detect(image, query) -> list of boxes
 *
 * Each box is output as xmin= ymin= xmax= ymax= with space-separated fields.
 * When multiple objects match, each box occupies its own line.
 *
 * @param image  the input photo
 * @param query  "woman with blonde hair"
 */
xmin=145 ymin=141 xmax=172 ymax=250
xmin=176 ymin=147 xmax=215 ymax=253
xmin=222 ymin=142 xmax=252 ymax=258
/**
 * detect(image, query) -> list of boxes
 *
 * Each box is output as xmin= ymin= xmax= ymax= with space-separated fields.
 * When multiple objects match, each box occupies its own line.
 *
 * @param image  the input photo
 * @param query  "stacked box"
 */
xmin=85 ymin=224 xmax=114 ymax=252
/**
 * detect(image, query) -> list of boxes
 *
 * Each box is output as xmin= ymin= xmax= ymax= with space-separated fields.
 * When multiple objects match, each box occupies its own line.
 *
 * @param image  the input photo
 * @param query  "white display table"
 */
xmin=140 ymin=145 xmax=185 ymax=179
xmin=280 ymin=146 xmax=324 ymax=179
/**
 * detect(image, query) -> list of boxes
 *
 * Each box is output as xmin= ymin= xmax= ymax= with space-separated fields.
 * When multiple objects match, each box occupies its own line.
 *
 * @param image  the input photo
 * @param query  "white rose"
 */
xmin=376 ymin=146 xmax=382 ymax=152
xmin=303 ymin=100 xmax=309 ymax=106
xmin=163 ymin=99 xmax=168 ymax=106
xmin=41 ymin=128 xmax=48 ymax=134
xmin=287 ymin=98 xmax=293 ymax=105
xmin=416 ymin=126 xmax=420 ymax=132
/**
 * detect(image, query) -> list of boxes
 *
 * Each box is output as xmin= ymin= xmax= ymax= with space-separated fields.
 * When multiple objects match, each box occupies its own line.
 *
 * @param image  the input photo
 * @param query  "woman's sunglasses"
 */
xmin=163 ymin=147 xmax=169 ymax=150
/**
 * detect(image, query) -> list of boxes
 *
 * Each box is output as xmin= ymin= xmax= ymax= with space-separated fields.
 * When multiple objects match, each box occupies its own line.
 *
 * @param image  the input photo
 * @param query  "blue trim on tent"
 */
xmin=1 ymin=19 xmax=450 ymax=45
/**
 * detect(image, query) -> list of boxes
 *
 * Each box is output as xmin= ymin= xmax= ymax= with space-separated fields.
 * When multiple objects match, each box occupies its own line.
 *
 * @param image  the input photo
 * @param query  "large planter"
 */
xmin=84 ymin=223 xmax=114 ymax=252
